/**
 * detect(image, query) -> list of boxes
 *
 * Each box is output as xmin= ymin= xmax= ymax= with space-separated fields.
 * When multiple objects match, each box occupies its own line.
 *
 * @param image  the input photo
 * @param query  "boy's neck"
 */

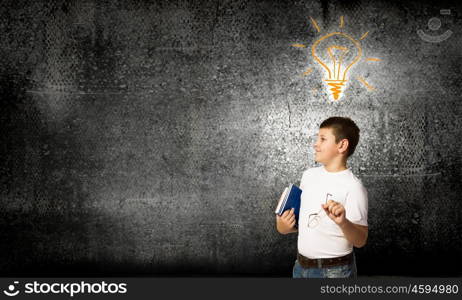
xmin=323 ymin=159 xmax=348 ymax=173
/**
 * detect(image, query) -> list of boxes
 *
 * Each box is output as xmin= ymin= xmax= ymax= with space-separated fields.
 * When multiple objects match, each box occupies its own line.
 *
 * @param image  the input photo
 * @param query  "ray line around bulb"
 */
xmin=309 ymin=16 xmax=321 ymax=33
xmin=302 ymin=68 xmax=313 ymax=76
xmin=359 ymin=31 xmax=369 ymax=40
xmin=339 ymin=16 xmax=344 ymax=28
xmin=356 ymin=76 xmax=375 ymax=90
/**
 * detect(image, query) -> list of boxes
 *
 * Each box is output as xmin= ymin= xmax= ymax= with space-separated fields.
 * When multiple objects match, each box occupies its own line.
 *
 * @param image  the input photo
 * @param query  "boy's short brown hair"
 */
xmin=320 ymin=116 xmax=360 ymax=158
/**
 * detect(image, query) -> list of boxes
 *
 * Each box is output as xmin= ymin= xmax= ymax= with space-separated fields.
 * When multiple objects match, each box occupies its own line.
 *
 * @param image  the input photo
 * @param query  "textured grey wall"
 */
xmin=0 ymin=0 xmax=461 ymax=276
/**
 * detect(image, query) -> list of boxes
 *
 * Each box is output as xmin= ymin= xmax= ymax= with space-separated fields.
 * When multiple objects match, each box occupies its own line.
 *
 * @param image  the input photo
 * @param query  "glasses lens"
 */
xmin=308 ymin=215 xmax=319 ymax=228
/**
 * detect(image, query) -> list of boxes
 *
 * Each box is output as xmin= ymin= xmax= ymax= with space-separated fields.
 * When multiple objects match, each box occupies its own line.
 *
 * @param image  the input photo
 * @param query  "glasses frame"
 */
xmin=307 ymin=193 xmax=332 ymax=228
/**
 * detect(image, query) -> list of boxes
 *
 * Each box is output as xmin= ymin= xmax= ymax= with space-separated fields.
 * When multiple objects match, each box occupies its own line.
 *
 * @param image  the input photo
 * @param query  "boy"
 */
xmin=276 ymin=116 xmax=368 ymax=278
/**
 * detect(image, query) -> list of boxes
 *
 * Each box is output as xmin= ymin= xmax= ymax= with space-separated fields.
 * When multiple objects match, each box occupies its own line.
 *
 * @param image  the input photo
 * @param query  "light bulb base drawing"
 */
xmin=324 ymin=79 xmax=346 ymax=100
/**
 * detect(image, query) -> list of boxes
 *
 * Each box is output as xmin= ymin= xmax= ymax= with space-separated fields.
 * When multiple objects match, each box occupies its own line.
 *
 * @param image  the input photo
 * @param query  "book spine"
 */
xmin=280 ymin=184 xmax=292 ymax=214
xmin=275 ymin=187 xmax=288 ymax=214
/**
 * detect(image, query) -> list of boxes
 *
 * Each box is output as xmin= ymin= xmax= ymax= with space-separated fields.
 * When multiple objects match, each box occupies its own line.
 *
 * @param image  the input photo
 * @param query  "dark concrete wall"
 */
xmin=0 ymin=0 xmax=460 ymax=276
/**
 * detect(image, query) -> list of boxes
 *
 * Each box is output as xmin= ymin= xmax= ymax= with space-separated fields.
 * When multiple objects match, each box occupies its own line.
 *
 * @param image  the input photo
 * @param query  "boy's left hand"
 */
xmin=322 ymin=200 xmax=346 ymax=226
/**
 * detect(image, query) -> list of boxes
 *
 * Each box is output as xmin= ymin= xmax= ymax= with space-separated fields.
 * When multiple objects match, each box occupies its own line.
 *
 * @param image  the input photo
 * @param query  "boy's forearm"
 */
xmin=338 ymin=219 xmax=367 ymax=248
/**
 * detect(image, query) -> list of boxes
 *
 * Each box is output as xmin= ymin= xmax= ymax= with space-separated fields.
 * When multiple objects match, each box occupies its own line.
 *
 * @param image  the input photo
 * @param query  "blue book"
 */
xmin=274 ymin=184 xmax=302 ymax=228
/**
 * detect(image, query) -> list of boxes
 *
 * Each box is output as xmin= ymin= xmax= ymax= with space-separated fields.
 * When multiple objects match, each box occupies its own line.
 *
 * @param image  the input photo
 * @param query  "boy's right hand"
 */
xmin=276 ymin=208 xmax=296 ymax=234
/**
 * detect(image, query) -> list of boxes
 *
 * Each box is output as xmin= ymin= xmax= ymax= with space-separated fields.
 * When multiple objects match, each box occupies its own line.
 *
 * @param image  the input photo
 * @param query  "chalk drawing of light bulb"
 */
xmin=312 ymin=32 xmax=362 ymax=100
xmin=291 ymin=16 xmax=380 ymax=102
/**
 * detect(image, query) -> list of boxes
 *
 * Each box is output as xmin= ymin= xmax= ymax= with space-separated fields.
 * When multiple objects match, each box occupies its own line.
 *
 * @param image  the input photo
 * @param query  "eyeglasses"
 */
xmin=307 ymin=193 xmax=332 ymax=228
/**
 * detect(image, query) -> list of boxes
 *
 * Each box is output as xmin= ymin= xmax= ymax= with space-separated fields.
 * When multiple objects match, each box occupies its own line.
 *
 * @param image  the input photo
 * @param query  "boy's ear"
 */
xmin=338 ymin=138 xmax=349 ymax=154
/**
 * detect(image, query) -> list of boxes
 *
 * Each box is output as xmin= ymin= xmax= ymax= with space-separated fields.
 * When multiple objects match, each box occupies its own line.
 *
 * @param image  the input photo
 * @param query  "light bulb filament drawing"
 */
xmin=327 ymin=45 xmax=348 ymax=80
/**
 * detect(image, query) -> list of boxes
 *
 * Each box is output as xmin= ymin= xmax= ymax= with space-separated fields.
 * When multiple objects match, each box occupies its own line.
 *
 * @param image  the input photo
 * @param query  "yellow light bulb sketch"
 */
xmin=311 ymin=32 xmax=362 ymax=100
xmin=291 ymin=16 xmax=381 ymax=101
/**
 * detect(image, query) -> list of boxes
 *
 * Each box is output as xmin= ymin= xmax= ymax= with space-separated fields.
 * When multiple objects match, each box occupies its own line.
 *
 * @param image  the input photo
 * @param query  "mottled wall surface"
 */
xmin=0 ymin=0 xmax=461 ymax=276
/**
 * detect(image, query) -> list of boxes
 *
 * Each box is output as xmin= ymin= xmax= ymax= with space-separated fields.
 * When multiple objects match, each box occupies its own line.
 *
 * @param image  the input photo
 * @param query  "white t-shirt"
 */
xmin=297 ymin=165 xmax=368 ymax=258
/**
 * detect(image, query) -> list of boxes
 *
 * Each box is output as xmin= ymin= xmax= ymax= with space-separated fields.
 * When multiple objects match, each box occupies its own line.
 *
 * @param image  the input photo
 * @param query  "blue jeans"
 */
xmin=292 ymin=252 xmax=357 ymax=278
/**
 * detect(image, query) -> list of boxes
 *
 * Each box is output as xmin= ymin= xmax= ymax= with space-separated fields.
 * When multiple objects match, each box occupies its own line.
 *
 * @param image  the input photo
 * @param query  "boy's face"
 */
xmin=313 ymin=127 xmax=346 ymax=163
